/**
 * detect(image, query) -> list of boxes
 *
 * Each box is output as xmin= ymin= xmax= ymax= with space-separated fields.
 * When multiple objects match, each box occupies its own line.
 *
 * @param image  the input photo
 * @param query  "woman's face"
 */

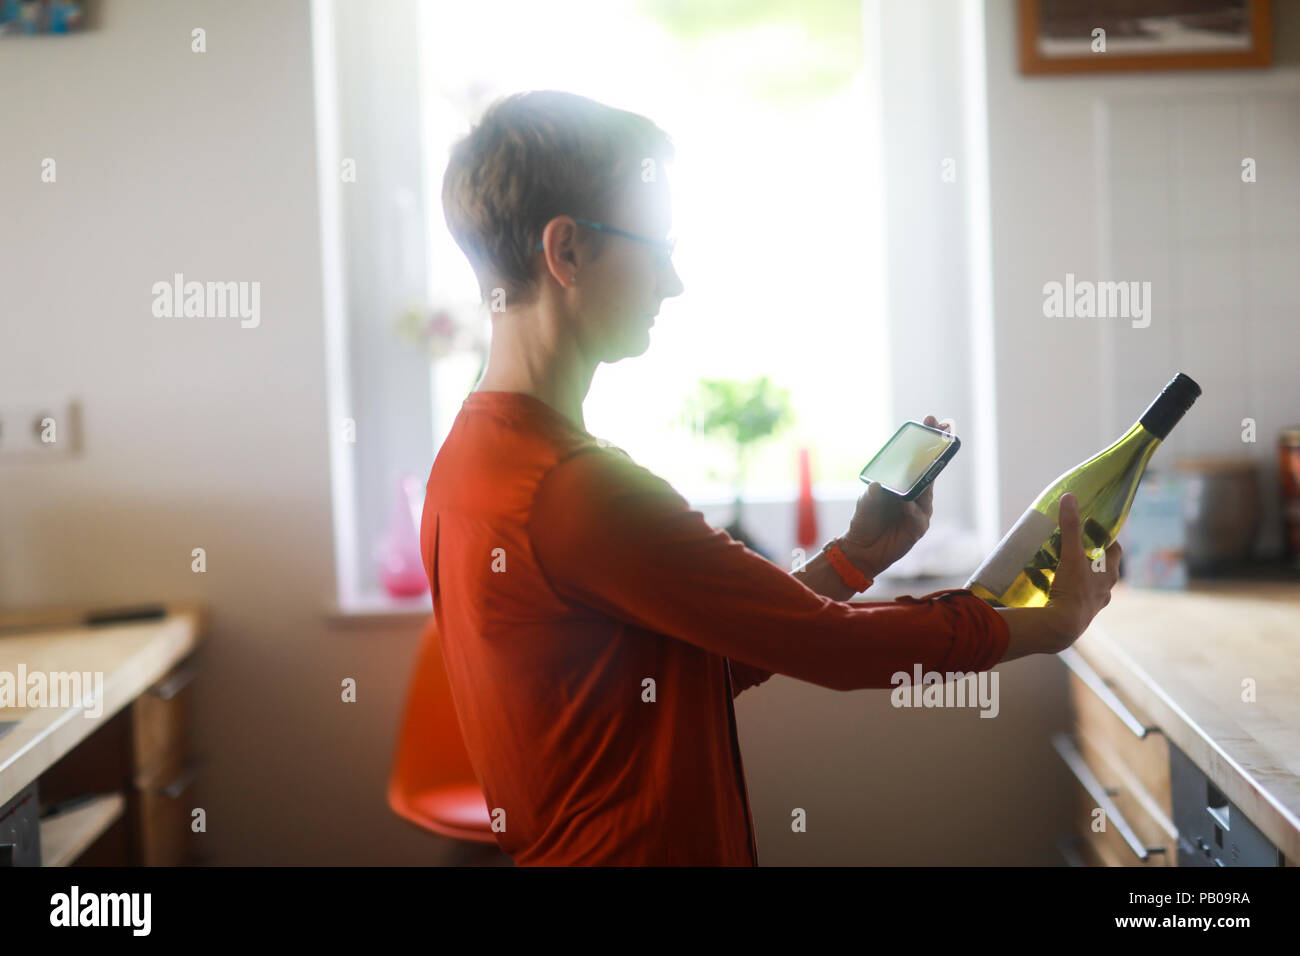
xmin=569 ymin=180 xmax=684 ymax=364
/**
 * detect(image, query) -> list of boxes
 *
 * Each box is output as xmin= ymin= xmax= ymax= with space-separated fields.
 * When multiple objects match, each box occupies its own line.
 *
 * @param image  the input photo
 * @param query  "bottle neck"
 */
xmin=1140 ymin=378 xmax=1199 ymax=439
xmin=1116 ymin=419 xmax=1160 ymax=455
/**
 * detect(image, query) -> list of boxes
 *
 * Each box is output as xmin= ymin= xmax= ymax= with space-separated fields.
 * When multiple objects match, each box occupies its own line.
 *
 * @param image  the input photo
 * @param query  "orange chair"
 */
xmin=388 ymin=616 xmax=496 ymax=843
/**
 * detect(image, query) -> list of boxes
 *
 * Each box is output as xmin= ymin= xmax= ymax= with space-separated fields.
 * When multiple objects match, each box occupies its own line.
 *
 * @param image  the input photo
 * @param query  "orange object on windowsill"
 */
xmin=796 ymin=446 xmax=818 ymax=552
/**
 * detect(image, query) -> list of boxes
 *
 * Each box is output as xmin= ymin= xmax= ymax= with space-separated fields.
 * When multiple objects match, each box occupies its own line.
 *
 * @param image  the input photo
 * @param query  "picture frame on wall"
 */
xmin=0 ymin=0 xmax=87 ymax=35
xmin=1018 ymin=0 xmax=1273 ymax=74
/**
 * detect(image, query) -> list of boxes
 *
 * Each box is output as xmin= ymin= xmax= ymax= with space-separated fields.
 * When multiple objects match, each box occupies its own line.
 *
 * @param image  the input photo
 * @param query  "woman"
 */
xmin=415 ymin=90 xmax=1118 ymax=865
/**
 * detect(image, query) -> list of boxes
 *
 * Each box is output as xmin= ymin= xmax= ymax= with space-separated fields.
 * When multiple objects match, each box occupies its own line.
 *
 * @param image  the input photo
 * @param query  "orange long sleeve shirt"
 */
xmin=420 ymin=390 xmax=1010 ymax=866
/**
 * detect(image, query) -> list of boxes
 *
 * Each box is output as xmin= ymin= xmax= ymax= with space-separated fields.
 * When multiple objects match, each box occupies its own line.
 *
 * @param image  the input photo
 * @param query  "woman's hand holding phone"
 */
xmin=841 ymin=414 xmax=950 ymax=578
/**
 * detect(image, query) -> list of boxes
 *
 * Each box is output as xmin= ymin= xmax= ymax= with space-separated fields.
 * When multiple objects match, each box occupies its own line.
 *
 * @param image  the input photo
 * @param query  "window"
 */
xmin=419 ymin=0 xmax=890 ymax=503
xmin=318 ymin=0 xmax=991 ymax=607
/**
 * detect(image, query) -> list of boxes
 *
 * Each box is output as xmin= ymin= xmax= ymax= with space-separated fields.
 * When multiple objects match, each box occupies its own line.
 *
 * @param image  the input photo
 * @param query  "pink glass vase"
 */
xmin=378 ymin=476 xmax=429 ymax=598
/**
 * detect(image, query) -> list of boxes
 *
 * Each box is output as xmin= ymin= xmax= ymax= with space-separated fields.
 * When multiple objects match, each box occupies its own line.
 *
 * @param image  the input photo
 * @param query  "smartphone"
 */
xmin=858 ymin=421 xmax=960 ymax=500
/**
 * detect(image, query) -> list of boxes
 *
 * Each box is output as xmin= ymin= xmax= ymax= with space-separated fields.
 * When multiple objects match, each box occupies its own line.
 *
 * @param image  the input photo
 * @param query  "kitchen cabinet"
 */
xmin=1054 ymin=580 xmax=1299 ymax=867
xmin=0 ymin=605 xmax=204 ymax=866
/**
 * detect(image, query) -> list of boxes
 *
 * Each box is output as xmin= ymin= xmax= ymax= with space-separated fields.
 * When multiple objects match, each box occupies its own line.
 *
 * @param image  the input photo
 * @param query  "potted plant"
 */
xmin=682 ymin=376 xmax=794 ymax=558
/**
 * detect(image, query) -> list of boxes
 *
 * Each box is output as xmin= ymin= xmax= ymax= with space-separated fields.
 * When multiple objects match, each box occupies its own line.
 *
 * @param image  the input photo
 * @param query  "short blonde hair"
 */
xmin=442 ymin=90 xmax=675 ymax=304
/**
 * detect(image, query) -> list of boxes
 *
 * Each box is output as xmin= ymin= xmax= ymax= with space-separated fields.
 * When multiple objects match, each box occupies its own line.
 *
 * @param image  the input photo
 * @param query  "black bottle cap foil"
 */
xmin=1139 ymin=372 xmax=1202 ymax=440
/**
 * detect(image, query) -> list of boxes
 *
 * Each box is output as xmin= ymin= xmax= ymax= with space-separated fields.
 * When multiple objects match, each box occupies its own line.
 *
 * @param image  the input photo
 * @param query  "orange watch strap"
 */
xmin=824 ymin=539 xmax=873 ymax=593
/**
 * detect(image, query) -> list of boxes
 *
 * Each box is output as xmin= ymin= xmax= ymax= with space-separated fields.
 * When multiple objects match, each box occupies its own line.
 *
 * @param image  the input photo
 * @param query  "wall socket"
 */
xmin=0 ymin=399 xmax=82 ymax=460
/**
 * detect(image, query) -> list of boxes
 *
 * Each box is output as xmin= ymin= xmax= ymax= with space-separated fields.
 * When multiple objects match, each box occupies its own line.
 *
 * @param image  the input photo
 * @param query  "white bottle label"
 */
xmin=967 ymin=507 xmax=1057 ymax=596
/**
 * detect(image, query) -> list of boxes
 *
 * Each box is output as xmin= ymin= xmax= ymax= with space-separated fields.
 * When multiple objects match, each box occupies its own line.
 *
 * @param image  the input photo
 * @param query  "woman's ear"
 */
xmin=538 ymin=217 xmax=582 ymax=288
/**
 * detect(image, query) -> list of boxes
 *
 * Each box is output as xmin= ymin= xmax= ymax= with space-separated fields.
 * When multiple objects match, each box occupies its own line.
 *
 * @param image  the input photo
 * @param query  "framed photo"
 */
xmin=0 ymin=0 xmax=87 ymax=35
xmin=1018 ymin=0 xmax=1273 ymax=74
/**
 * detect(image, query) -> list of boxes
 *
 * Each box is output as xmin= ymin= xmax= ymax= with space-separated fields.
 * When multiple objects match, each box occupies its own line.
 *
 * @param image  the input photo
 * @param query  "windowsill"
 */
xmin=325 ymin=486 xmax=980 ymax=625
xmin=325 ymin=591 xmax=433 ymax=628
xmin=324 ymin=571 xmax=976 ymax=625
xmin=680 ymin=481 xmax=865 ymax=509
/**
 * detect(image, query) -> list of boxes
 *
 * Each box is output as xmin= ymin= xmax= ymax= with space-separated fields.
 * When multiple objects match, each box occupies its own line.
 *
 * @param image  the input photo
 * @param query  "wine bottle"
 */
xmin=967 ymin=373 xmax=1201 ymax=608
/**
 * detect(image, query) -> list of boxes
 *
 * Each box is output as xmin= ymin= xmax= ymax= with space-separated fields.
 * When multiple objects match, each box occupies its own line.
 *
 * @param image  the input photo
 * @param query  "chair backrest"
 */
xmin=388 ymin=616 xmax=483 ymax=816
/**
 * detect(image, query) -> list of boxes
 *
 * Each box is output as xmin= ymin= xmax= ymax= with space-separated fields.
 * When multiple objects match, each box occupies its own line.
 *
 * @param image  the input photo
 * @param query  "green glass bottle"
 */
xmin=967 ymin=373 xmax=1201 ymax=608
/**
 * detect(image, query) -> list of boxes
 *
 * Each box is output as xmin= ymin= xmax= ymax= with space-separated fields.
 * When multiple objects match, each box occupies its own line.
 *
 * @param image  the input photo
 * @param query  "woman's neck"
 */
xmin=473 ymin=309 xmax=596 ymax=432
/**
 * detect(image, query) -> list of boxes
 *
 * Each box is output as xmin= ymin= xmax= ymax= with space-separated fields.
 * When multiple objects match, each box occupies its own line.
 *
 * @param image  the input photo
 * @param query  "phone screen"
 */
xmin=859 ymin=422 xmax=955 ymax=496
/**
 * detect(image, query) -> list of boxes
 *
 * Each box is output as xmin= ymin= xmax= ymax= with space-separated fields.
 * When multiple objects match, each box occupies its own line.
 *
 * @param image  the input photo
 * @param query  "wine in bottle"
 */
xmin=967 ymin=373 xmax=1201 ymax=608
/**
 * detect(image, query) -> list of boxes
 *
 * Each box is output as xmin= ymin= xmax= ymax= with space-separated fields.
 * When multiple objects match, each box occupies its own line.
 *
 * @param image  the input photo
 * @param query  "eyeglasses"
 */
xmin=535 ymin=216 xmax=676 ymax=263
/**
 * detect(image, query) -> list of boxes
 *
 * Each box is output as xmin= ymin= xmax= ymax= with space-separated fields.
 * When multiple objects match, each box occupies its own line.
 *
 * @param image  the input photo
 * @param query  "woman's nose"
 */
xmin=661 ymin=262 xmax=685 ymax=298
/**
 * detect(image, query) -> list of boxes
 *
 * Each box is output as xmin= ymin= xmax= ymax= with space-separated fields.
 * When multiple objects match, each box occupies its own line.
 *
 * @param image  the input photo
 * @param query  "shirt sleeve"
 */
xmin=727 ymin=569 xmax=885 ymax=697
xmin=528 ymin=447 xmax=1010 ymax=693
xmin=728 ymin=561 xmax=889 ymax=697
xmin=727 ymin=658 xmax=774 ymax=698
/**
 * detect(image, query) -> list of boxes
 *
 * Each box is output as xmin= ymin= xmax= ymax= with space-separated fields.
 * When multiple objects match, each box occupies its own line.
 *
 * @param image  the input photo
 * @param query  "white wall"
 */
xmin=983 ymin=0 xmax=1300 ymax=554
xmin=0 ymin=0 xmax=454 ymax=865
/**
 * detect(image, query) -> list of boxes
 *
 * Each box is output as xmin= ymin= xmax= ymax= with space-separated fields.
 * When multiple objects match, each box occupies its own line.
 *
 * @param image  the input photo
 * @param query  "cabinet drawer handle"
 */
xmin=149 ymin=658 xmax=199 ymax=702
xmin=159 ymin=761 xmax=201 ymax=800
xmin=1051 ymin=733 xmax=1166 ymax=862
xmin=1060 ymin=647 xmax=1156 ymax=740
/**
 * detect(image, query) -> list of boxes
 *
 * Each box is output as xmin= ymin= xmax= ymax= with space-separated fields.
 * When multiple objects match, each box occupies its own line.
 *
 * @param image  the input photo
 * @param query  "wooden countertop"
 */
xmin=1073 ymin=578 xmax=1300 ymax=862
xmin=0 ymin=603 xmax=204 ymax=808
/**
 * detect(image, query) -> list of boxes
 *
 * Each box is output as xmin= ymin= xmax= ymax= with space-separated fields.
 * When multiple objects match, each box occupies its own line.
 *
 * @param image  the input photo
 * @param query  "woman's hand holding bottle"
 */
xmin=995 ymin=493 xmax=1122 ymax=660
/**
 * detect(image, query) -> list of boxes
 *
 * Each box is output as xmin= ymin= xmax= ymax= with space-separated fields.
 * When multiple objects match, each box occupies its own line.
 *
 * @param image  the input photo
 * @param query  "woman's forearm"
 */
xmin=791 ymin=550 xmax=860 ymax=602
xmin=994 ymin=606 xmax=1069 ymax=662
xmin=793 ymin=534 xmax=884 ymax=601
xmin=793 ymin=545 xmax=1065 ymax=665
xmin=797 ymin=558 xmax=1066 ymax=664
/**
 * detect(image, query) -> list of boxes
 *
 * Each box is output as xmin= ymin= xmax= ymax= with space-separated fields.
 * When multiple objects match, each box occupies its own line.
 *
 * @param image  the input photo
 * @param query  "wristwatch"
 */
xmin=821 ymin=537 xmax=874 ymax=593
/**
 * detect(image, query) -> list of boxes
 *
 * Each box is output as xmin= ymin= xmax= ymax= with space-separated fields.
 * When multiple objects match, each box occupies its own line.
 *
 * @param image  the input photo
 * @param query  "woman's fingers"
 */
xmin=1105 ymin=539 xmax=1123 ymax=582
xmin=915 ymin=479 xmax=935 ymax=517
xmin=1058 ymin=493 xmax=1084 ymax=574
